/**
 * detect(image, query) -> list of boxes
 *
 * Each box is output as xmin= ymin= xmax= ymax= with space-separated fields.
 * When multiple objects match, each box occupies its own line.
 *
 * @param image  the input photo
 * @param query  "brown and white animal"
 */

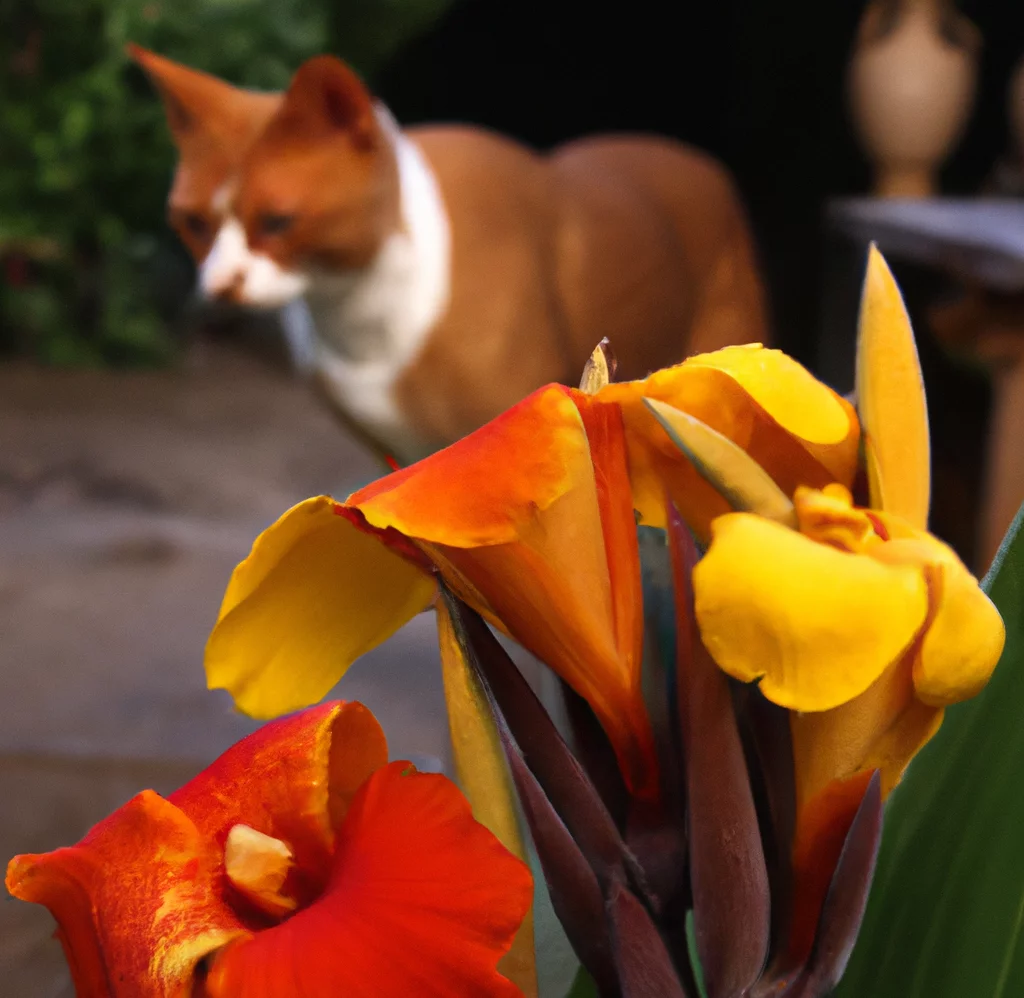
xmin=130 ymin=46 xmax=769 ymax=464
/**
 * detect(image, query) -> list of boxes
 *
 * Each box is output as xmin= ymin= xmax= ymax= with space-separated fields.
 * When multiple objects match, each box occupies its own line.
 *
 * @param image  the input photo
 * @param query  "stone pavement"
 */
xmin=0 ymin=345 xmax=452 ymax=994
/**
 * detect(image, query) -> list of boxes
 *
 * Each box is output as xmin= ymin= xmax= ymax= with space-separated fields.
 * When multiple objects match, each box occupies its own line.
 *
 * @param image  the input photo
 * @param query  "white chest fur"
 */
xmin=304 ymin=110 xmax=451 ymax=463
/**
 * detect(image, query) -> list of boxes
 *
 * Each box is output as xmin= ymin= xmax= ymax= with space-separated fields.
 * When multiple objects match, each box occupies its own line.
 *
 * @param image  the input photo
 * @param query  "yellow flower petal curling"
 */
xmin=601 ymin=344 xmax=859 ymax=535
xmin=206 ymin=497 xmax=437 ymax=718
xmin=693 ymin=512 xmax=929 ymax=712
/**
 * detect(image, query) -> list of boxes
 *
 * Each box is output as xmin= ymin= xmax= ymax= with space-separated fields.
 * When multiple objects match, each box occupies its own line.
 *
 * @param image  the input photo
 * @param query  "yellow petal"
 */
xmin=686 ymin=344 xmax=853 ymax=448
xmin=790 ymin=656 xmax=943 ymax=810
xmin=601 ymin=345 xmax=859 ymax=534
xmin=866 ymin=530 xmax=1006 ymax=705
xmin=916 ymin=553 xmax=1005 ymax=705
xmin=855 ymin=245 xmax=930 ymax=528
xmin=643 ymin=398 xmax=797 ymax=527
xmin=436 ymin=599 xmax=537 ymax=998
xmin=693 ymin=513 xmax=929 ymax=711
xmin=794 ymin=484 xmax=877 ymax=553
xmin=206 ymin=497 xmax=436 ymax=718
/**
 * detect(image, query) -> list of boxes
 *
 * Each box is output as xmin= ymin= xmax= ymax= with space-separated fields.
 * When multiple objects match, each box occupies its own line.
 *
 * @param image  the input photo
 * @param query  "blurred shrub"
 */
xmin=0 ymin=0 xmax=454 ymax=366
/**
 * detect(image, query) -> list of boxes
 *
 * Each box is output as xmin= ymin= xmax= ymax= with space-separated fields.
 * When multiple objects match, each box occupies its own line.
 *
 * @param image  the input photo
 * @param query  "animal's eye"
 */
xmin=258 ymin=213 xmax=295 ymax=237
xmin=180 ymin=212 xmax=210 ymax=239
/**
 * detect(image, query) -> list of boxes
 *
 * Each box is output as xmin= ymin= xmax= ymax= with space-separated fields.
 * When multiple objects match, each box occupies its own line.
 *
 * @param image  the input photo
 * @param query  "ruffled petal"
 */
xmin=865 ymin=529 xmax=1006 ymax=706
xmin=916 ymin=556 xmax=1004 ymax=704
xmin=855 ymin=246 xmax=930 ymax=529
xmin=686 ymin=344 xmax=854 ymax=449
xmin=601 ymin=345 xmax=859 ymax=534
xmin=205 ymin=497 xmax=436 ymax=719
xmin=694 ymin=513 xmax=929 ymax=711
xmin=170 ymin=701 xmax=388 ymax=901
xmin=205 ymin=762 xmax=533 ymax=998
xmin=7 ymin=791 xmax=246 ymax=998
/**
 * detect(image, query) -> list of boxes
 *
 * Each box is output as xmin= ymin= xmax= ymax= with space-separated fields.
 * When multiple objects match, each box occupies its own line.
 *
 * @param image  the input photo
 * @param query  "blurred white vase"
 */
xmin=848 ymin=0 xmax=980 ymax=198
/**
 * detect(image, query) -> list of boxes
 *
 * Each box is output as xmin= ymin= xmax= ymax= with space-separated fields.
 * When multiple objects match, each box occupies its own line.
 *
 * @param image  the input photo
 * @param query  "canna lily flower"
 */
xmin=598 ymin=343 xmax=860 ymax=538
xmin=6 ymin=701 xmax=533 ymax=997
xmin=689 ymin=247 xmax=1006 ymax=965
xmin=204 ymin=344 xmax=858 ymax=807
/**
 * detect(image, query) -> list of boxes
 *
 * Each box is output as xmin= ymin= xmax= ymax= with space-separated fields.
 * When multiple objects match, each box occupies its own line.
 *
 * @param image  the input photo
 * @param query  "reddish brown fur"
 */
xmin=236 ymin=58 xmax=402 ymax=272
xmin=397 ymin=127 xmax=769 ymax=443
xmin=131 ymin=47 xmax=769 ymax=455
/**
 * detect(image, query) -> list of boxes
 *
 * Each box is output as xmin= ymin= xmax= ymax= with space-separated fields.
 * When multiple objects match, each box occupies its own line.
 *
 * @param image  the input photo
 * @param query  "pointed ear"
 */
xmin=127 ymin=44 xmax=279 ymax=149
xmin=279 ymin=56 xmax=378 ymax=148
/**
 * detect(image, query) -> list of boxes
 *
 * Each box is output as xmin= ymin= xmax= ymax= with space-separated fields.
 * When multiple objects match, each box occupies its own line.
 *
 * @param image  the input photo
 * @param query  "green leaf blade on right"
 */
xmin=834 ymin=502 xmax=1024 ymax=998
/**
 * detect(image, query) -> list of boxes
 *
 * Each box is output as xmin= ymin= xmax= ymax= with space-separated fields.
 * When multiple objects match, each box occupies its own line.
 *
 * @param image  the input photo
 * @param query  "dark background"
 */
xmin=373 ymin=0 xmax=1024 ymax=562
xmin=376 ymin=0 xmax=1024 ymax=363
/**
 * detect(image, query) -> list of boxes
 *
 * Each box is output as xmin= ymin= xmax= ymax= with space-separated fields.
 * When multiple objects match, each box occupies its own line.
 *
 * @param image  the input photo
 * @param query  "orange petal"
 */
xmin=7 ymin=791 xmax=247 ymax=998
xmin=786 ymin=771 xmax=875 ymax=972
xmin=171 ymin=701 xmax=388 ymax=902
xmin=352 ymin=385 xmax=590 ymax=546
xmin=6 ymin=704 xmax=390 ymax=996
xmin=205 ymin=762 xmax=533 ymax=998
xmin=785 ymin=657 xmax=943 ymax=969
xmin=356 ymin=387 xmax=659 ymax=801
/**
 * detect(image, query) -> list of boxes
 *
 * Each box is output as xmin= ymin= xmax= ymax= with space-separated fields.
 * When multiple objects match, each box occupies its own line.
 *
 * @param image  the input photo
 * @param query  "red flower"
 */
xmin=6 ymin=702 xmax=533 ymax=997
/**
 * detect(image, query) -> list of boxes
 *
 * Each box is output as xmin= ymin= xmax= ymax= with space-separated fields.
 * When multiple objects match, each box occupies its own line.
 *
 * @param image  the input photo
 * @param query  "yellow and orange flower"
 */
xmin=6 ymin=702 xmax=533 ymax=997
xmin=690 ymin=247 xmax=1006 ymax=963
xmin=204 ymin=345 xmax=858 ymax=805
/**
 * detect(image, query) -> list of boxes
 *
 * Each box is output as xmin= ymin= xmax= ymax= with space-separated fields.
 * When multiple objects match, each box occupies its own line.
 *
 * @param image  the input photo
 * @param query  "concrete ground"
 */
xmin=0 ymin=344 xmax=452 ymax=994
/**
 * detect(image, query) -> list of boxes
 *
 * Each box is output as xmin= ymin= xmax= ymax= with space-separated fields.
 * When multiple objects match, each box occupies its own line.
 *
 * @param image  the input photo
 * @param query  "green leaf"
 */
xmin=834 ymin=502 xmax=1024 ymax=998
xmin=642 ymin=398 xmax=797 ymax=527
xmin=565 ymin=966 xmax=598 ymax=998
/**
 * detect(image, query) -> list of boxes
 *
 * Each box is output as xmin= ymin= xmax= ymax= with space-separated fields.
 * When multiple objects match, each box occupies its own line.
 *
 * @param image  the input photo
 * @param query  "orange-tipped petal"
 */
xmin=786 ymin=771 xmax=875 ymax=971
xmin=356 ymin=387 xmax=658 ymax=800
xmin=352 ymin=386 xmax=589 ymax=546
xmin=7 ymin=791 xmax=246 ymax=998
xmin=205 ymin=762 xmax=533 ymax=998
xmin=855 ymin=246 xmax=930 ymax=528
xmin=205 ymin=497 xmax=436 ymax=719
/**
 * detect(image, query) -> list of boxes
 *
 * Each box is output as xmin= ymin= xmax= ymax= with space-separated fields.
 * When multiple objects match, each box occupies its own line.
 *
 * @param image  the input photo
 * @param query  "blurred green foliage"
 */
xmin=0 ymin=0 xmax=453 ymax=366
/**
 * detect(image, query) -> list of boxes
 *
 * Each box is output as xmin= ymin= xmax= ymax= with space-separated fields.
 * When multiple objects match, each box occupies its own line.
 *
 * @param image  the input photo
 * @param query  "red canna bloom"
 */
xmin=6 ymin=702 xmax=533 ymax=998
